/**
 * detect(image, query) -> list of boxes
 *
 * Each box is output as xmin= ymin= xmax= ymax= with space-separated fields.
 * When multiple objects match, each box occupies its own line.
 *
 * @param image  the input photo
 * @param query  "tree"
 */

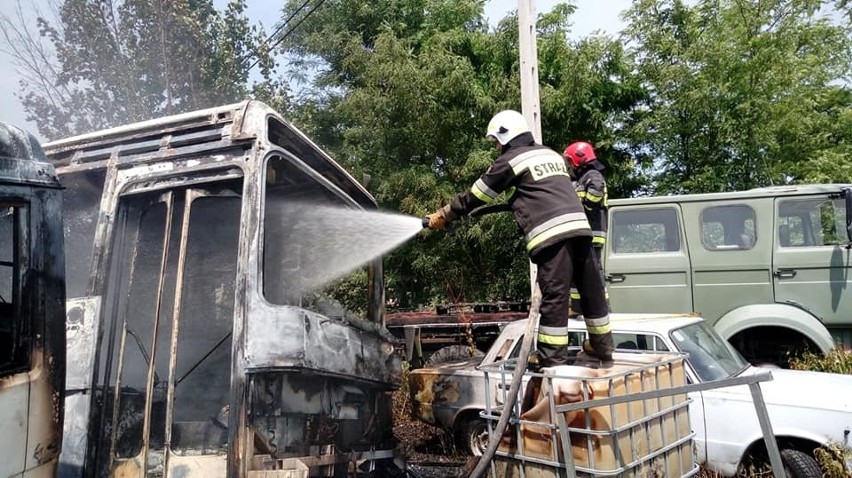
xmin=623 ymin=0 xmax=852 ymax=193
xmin=276 ymin=0 xmax=647 ymax=307
xmin=1 ymin=0 xmax=282 ymax=140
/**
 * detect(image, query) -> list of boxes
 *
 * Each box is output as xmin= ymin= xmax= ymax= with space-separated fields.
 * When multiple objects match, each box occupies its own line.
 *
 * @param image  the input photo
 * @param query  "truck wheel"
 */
xmin=425 ymin=345 xmax=484 ymax=366
xmin=781 ymin=448 xmax=822 ymax=478
xmin=456 ymin=417 xmax=489 ymax=456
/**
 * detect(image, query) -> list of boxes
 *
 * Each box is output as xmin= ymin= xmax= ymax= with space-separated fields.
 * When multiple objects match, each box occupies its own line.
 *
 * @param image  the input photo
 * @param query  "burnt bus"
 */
xmin=0 ymin=122 xmax=66 ymax=477
xmin=43 ymin=101 xmax=402 ymax=477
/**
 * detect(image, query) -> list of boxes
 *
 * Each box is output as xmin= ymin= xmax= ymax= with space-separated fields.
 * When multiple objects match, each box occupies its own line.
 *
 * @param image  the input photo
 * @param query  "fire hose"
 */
xmin=469 ymin=285 xmax=540 ymax=478
xmin=423 ymin=203 xmax=541 ymax=477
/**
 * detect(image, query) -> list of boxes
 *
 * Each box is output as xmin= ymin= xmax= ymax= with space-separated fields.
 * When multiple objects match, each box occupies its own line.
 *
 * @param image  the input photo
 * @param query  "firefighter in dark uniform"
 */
xmin=563 ymin=141 xmax=609 ymax=319
xmin=426 ymin=110 xmax=614 ymax=367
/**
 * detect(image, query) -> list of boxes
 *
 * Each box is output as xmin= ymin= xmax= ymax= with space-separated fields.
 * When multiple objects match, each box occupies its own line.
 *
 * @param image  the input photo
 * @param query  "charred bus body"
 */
xmin=0 ymin=123 xmax=66 ymax=477
xmin=44 ymin=102 xmax=402 ymax=477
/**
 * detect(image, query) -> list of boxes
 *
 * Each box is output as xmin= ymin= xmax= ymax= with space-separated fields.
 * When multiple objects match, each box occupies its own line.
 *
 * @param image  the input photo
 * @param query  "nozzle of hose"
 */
xmin=421 ymin=217 xmax=454 ymax=234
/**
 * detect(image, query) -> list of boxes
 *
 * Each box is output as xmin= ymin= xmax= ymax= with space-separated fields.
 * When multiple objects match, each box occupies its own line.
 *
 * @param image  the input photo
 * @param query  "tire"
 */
xmin=425 ymin=345 xmax=484 ymax=366
xmin=455 ymin=417 xmax=490 ymax=456
xmin=780 ymin=448 xmax=822 ymax=478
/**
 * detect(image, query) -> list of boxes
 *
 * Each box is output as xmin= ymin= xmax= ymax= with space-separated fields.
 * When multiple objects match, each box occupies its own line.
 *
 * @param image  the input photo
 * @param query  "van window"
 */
xmin=611 ymin=208 xmax=681 ymax=253
xmin=778 ymin=198 xmax=847 ymax=247
xmin=701 ymin=205 xmax=756 ymax=250
xmin=0 ymin=204 xmax=29 ymax=375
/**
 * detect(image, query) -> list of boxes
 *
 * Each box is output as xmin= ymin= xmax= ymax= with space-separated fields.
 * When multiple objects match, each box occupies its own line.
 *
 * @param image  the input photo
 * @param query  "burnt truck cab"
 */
xmin=44 ymin=101 xmax=401 ymax=478
xmin=0 ymin=123 xmax=66 ymax=477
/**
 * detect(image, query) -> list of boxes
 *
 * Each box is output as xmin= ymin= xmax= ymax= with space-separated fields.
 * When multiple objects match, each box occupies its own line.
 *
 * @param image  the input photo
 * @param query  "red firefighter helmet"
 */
xmin=563 ymin=141 xmax=597 ymax=168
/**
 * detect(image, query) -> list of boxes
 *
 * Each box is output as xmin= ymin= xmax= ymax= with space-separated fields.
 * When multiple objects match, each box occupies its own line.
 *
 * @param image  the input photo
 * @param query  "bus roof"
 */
xmin=42 ymin=101 xmax=376 ymax=207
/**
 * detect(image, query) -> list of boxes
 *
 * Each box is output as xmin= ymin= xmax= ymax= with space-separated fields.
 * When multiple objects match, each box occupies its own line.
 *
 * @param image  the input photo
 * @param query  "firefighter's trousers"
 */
xmin=532 ymin=237 xmax=613 ymax=367
xmin=570 ymin=244 xmax=609 ymax=317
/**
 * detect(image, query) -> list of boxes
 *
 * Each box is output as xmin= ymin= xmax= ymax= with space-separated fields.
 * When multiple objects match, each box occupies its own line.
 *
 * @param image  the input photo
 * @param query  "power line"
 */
xmin=263 ymin=0 xmax=312 ymax=46
xmin=267 ymin=0 xmax=329 ymax=57
xmin=243 ymin=0 xmax=311 ymax=72
xmin=246 ymin=0 xmax=329 ymax=73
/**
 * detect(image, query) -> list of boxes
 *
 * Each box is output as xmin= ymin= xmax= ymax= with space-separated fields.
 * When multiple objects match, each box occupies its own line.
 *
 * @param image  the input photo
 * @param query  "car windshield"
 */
xmin=670 ymin=322 xmax=749 ymax=382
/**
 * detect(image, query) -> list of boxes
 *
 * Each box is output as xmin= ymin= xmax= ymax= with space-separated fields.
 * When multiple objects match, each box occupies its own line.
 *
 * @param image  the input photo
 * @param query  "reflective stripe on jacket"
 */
xmin=448 ymin=133 xmax=591 ymax=256
xmin=574 ymin=168 xmax=608 ymax=245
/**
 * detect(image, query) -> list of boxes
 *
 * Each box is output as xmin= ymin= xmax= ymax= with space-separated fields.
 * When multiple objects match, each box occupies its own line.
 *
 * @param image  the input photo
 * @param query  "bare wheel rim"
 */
xmin=469 ymin=421 xmax=490 ymax=457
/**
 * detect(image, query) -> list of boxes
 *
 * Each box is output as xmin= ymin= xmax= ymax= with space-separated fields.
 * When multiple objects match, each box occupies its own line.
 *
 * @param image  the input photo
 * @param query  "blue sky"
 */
xmin=226 ymin=1 xmax=632 ymax=42
xmin=0 ymin=0 xmax=633 ymax=139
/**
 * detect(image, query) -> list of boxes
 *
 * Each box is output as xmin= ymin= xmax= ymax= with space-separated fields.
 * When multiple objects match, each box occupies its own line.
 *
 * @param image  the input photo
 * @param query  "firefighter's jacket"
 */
xmin=447 ymin=133 xmax=591 ymax=256
xmin=574 ymin=166 xmax=608 ymax=246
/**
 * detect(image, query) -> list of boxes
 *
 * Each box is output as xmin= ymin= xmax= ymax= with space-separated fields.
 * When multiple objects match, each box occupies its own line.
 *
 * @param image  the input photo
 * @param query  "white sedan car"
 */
xmin=408 ymin=313 xmax=852 ymax=477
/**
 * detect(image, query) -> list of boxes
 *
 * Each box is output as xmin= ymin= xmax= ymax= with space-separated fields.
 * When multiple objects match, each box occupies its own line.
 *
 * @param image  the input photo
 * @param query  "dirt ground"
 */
xmin=392 ymin=377 xmax=479 ymax=477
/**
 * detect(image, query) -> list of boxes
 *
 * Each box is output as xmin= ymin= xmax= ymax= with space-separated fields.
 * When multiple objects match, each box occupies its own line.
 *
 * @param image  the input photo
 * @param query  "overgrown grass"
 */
xmin=789 ymin=347 xmax=852 ymax=375
xmin=698 ymin=442 xmax=852 ymax=477
xmin=815 ymin=442 xmax=852 ymax=478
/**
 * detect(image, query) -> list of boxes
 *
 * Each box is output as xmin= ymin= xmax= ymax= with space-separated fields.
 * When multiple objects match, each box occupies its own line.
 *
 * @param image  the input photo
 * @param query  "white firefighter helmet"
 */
xmin=485 ymin=110 xmax=530 ymax=146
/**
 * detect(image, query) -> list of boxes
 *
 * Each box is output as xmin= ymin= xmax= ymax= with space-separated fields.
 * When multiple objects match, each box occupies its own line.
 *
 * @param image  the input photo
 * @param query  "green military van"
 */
xmin=605 ymin=184 xmax=852 ymax=365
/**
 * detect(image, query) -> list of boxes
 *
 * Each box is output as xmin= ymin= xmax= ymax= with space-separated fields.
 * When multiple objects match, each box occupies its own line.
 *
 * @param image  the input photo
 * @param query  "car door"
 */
xmin=773 ymin=194 xmax=852 ymax=347
xmin=684 ymin=374 xmax=708 ymax=468
xmin=606 ymin=205 xmax=694 ymax=313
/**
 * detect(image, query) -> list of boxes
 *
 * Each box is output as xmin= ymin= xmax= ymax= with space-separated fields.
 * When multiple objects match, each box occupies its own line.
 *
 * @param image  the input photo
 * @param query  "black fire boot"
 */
xmin=533 ymin=345 xmax=570 ymax=370
xmin=584 ymin=332 xmax=615 ymax=368
xmin=527 ymin=349 xmax=543 ymax=372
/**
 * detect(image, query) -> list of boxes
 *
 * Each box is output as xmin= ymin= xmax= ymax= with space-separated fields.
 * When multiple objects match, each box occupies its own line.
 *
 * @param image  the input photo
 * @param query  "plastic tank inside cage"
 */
xmin=483 ymin=352 xmax=696 ymax=478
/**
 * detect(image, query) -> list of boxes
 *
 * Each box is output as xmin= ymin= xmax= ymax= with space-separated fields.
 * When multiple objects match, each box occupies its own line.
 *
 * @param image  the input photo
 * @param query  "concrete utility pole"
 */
xmin=518 ymin=0 xmax=542 ymax=143
xmin=518 ymin=0 xmax=542 ymax=296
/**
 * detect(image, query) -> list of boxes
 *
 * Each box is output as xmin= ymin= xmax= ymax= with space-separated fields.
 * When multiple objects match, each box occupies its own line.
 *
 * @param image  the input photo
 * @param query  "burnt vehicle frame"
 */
xmin=0 ymin=123 xmax=66 ymax=478
xmin=44 ymin=101 xmax=402 ymax=478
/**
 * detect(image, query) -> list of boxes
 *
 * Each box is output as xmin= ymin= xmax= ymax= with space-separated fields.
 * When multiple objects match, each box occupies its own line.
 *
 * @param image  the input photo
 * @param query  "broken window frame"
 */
xmin=0 ymin=202 xmax=30 ymax=377
xmin=96 ymin=171 xmax=244 ymax=474
xmin=260 ymin=150 xmax=385 ymax=323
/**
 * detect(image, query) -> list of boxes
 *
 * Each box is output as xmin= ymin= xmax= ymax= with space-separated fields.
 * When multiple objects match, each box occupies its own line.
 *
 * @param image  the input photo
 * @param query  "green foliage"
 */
xmin=2 ymin=0 xmax=282 ymax=139
xmin=278 ymin=0 xmax=648 ymax=307
xmin=789 ymin=348 xmax=852 ymax=374
xmin=623 ymin=0 xmax=852 ymax=193
xmin=307 ymin=268 xmax=370 ymax=318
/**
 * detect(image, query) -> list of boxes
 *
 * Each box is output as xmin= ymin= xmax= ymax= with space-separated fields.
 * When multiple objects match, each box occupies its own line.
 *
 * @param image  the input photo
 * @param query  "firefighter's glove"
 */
xmin=426 ymin=205 xmax=455 ymax=231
